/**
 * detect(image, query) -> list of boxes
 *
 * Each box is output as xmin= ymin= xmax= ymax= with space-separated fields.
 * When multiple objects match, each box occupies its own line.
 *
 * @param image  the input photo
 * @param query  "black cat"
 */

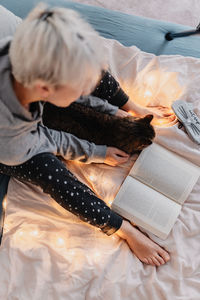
xmin=42 ymin=102 xmax=155 ymax=154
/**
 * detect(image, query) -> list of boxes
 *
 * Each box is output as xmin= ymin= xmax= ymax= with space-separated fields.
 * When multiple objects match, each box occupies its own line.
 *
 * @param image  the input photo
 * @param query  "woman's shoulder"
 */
xmin=0 ymin=36 xmax=12 ymax=57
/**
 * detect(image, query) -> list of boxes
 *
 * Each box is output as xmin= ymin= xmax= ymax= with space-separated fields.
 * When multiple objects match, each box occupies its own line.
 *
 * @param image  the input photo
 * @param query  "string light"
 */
xmin=18 ymin=231 xmax=24 ymax=237
xmin=108 ymin=200 xmax=112 ymax=206
xmin=89 ymin=175 xmax=96 ymax=181
xmin=145 ymin=73 xmax=157 ymax=85
xmin=144 ymin=90 xmax=153 ymax=98
xmin=57 ymin=237 xmax=65 ymax=246
xmin=93 ymin=251 xmax=101 ymax=262
xmin=30 ymin=230 xmax=39 ymax=237
xmin=53 ymin=234 xmax=67 ymax=248
xmin=14 ymin=228 xmax=41 ymax=243
xmin=3 ymin=198 xmax=7 ymax=210
xmin=128 ymin=110 xmax=137 ymax=117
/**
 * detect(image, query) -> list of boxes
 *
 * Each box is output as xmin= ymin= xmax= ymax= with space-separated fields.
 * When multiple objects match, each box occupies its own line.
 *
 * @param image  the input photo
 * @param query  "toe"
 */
xmin=148 ymin=257 xmax=156 ymax=266
xmin=151 ymin=256 xmax=161 ymax=267
xmin=143 ymin=258 xmax=149 ymax=264
xmin=159 ymin=249 xmax=170 ymax=262
xmin=155 ymin=254 xmax=165 ymax=265
xmin=143 ymin=258 xmax=154 ymax=266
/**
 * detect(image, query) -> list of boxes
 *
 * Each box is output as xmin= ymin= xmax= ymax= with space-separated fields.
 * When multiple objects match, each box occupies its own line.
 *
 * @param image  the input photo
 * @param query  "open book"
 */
xmin=111 ymin=143 xmax=200 ymax=239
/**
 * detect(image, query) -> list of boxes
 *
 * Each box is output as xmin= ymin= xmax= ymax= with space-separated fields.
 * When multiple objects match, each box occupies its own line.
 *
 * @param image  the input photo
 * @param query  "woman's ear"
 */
xmin=34 ymin=80 xmax=54 ymax=99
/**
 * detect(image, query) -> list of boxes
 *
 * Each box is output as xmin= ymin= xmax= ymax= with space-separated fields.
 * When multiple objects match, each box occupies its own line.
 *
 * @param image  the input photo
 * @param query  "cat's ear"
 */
xmin=142 ymin=114 xmax=153 ymax=123
xmin=141 ymin=138 xmax=153 ymax=146
xmin=145 ymin=139 xmax=153 ymax=145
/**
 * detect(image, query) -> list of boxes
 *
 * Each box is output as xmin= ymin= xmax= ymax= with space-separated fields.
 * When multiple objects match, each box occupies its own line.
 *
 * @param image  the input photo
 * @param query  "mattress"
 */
xmin=0 ymin=38 xmax=200 ymax=300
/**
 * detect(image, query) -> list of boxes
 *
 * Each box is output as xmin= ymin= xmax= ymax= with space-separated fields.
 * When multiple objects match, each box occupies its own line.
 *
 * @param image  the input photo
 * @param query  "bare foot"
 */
xmin=116 ymin=220 xmax=170 ymax=266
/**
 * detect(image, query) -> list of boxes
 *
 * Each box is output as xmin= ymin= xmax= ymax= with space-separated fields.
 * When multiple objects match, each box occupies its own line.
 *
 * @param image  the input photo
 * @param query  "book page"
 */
xmin=111 ymin=176 xmax=181 ymax=239
xmin=130 ymin=143 xmax=200 ymax=204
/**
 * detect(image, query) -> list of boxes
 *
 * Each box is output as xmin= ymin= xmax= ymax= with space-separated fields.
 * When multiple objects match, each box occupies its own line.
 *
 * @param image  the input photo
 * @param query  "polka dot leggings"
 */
xmin=92 ymin=70 xmax=129 ymax=107
xmin=0 ymin=153 xmax=123 ymax=235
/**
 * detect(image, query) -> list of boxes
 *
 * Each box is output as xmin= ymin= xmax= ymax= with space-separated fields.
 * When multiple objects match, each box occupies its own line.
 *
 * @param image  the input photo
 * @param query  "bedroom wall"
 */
xmin=72 ymin=0 xmax=200 ymax=27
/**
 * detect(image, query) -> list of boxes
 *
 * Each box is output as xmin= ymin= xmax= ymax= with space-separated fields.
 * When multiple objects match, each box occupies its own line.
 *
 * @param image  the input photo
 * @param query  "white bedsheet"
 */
xmin=0 ymin=38 xmax=200 ymax=300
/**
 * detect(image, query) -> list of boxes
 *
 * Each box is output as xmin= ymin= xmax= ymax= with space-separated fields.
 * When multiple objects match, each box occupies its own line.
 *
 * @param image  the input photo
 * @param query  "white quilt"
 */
xmin=0 ymin=38 xmax=200 ymax=300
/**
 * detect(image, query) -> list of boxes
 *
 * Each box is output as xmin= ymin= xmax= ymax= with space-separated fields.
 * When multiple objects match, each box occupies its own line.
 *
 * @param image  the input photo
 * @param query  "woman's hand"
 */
xmin=121 ymin=99 xmax=174 ymax=119
xmin=115 ymin=109 xmax=131 ymax=118
xmin=104 ymin=147 xmax=130 ymax=166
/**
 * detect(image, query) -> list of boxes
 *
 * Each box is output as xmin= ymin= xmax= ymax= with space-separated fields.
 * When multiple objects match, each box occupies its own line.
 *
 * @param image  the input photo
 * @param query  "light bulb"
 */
xmin=144 ymin=90 xmax=152 ymax=98
xmin=94 ymin=251 xmax=101 ymax=262
xmin=18 ymin=231 xmax=24 ymax=237
xmin=30 ymin=230 xmax=39 ymax=237
xmin=89 ymin=175 xmax=96 ymax=181
xmin=56 ymin=237 xmax=65 ymax=246
xmin=128 ymin=110 xmax=137 ymax=117
xmin=145 ymin=74 xmax=156 ymax=85
xmin=3 ymin=198 xmax=7 ymax=210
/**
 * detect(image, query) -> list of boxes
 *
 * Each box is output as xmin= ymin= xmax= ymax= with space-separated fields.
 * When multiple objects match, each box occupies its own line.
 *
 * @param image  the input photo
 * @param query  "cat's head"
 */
xmin=122 ymin=114 xmax=155 ymax=154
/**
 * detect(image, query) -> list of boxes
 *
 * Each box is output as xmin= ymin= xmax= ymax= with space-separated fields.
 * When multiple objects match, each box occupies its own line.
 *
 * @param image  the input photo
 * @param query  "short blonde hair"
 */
xmin=9 ymin=3 xmax=107 ymax=92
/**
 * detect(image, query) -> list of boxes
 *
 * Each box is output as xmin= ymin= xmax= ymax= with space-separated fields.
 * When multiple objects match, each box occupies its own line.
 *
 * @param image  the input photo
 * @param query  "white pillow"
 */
xmin=0 ymin=5 xmax=22 ymax=40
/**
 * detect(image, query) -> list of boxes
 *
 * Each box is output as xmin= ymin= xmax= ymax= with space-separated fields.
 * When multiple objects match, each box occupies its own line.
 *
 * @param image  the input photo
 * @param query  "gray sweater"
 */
xmin=0 ymin=37 xmax=118 ymax=166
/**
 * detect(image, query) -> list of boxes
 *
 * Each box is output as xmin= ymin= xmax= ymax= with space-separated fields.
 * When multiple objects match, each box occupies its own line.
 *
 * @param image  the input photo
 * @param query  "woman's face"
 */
xmin=45 ymin=75 xmax=99 ymax=108
xmin=46 ymin=83 xmax=85 ymax=107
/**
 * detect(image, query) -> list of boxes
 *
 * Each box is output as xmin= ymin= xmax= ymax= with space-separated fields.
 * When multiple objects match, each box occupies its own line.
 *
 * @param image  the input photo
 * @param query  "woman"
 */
xmin=0 ymin=3 xmax=170 ymax=266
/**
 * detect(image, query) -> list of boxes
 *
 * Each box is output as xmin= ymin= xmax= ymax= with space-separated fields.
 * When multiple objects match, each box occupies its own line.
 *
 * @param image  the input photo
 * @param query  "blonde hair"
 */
xmin=9 ymin=3 xmax=107 ymax=92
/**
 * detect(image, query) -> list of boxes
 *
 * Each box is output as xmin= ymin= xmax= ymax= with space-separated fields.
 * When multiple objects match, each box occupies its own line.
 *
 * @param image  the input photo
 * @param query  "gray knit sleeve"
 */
xmin=76 ymin=95 xmax=118 ymax=115
xmin=39 ymin=125 xmax=107 ymax=164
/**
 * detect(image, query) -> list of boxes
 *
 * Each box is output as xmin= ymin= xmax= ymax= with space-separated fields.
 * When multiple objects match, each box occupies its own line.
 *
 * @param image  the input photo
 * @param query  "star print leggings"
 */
xmin=0 ymin=153 xmax=123 ymax=235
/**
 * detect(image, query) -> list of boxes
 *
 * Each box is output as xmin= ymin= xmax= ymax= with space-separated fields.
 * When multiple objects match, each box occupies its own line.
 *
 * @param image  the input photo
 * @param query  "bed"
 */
xmin=0 ymin=2 xmax=200 ymax=300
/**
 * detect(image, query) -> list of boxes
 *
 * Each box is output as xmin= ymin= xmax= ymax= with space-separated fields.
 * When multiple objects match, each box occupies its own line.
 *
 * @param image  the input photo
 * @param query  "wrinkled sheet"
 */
xmin=0 ymin=38 xmax=200 ymax=300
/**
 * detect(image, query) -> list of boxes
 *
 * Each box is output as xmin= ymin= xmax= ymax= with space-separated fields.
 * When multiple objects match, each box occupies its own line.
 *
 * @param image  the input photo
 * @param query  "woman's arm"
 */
xmin=91 ymin=70 xmax=129 ymax=108
xmin=75 ymin=95 xmax=118 ymax=115
xmin=39 ymin=125 xmax=129 ymax=165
